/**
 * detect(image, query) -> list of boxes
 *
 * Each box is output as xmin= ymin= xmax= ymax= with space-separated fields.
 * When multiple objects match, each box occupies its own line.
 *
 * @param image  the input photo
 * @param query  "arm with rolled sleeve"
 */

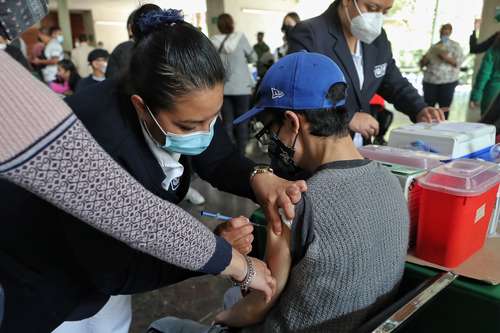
xmin=191 ymin=118 xmax=256 ymax=200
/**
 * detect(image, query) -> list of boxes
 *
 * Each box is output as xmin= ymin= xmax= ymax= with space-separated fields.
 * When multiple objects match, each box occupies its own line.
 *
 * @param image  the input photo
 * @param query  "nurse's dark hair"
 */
xmin=257 ymin=83 xmax=349 ymax=138
xmin=124 ymin=6 xmax=225 ymax=113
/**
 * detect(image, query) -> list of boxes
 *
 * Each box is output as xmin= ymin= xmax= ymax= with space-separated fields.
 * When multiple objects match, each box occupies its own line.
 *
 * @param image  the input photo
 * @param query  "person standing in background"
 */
xmin=470 ymin=35 xmax=500 ymax=115
xmin=470 ymin=10 xmax=500 ymax=55
xmin=288 ymin=0 xmax=445 ymax=143
xmin=211 ymin=13 xmax=256 ymax=154
xmin=75 ymin=48 xmax=108 ymax=92
xmin=49 ymin=59 xmax=81 ymax=96
xmin=253 ymin=32 xmax=270 ymax=61
xmin=276 ymin=12 xmax=300 ymax=60
xmin=71 ymin=34 xmax=95 ymax=77
xmin=420 ymin=24 xmax=464 ymax=120
xmin=105 ymin=6 xmax=148 ymax=79
xmin=33 ymin=26 xmax=64 ymax=83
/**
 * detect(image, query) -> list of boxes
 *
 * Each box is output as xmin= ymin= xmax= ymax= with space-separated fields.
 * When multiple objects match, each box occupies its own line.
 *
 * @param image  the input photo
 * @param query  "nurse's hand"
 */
xmin=215 ymin=216 xmax=254 ymax=255
xmin=222 ymin=249 xmax=276 ymax=302
xmin=470 ymin=101 xmax=479 ymax=109
xmin=349 ymin=112 xmax=380 ymax=138
xmin=416 ymin=107 xmax=446 ymax=123
xmin=251 ymin=172 xmax=307 ymax=236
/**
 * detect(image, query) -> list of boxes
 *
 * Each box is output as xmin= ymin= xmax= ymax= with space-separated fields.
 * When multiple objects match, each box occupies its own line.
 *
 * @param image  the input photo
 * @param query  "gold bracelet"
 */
xmin=250 ymin=165 xmax=274 ymax=181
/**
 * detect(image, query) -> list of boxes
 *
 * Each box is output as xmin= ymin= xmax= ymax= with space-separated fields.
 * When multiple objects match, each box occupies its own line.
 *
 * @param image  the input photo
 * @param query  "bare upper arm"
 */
xmin=214 ymin=223 xmax=293 ymax=327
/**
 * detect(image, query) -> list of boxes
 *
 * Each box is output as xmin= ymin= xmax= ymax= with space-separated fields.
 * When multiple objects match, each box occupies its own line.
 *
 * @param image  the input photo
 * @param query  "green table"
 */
xmin=250 ymin=209 xmax=500 ymax=332
xmin=400 ymin=263 xmax=500 ymax=333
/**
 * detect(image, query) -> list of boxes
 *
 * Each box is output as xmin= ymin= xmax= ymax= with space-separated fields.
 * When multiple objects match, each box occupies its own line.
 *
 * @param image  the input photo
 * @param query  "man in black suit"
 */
xmin=289 ymin=0 xmax=445 ymax=140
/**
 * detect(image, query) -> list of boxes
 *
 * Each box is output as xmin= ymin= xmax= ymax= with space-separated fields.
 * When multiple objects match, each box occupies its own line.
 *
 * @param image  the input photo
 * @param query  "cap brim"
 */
xmin=233 ymin=105 xmax=265 ymax=125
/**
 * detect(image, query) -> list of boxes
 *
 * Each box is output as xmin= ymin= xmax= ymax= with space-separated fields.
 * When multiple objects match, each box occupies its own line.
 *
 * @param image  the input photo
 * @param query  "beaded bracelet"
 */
xmin=231 ymin=255 xmax=256 ymax=292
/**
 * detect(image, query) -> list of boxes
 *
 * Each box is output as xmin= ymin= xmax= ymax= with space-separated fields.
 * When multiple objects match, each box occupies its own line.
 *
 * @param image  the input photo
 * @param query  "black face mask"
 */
xmin=267 ymin=127 xmax=303 ymax=179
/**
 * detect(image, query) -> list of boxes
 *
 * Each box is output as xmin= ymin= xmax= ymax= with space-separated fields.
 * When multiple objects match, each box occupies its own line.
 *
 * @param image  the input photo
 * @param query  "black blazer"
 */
xmin=0 ymin=80 xmax=256 ymax=332
xmin=288 ymin=3 xmax=427 ymax=122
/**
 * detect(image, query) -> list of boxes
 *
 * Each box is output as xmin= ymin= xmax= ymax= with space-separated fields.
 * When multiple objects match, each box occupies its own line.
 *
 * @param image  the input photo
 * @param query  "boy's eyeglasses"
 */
xmin=255 ymin=123 xmax=273 ymax=146
xmin=255 ymin=123 xmax=283 ymax=147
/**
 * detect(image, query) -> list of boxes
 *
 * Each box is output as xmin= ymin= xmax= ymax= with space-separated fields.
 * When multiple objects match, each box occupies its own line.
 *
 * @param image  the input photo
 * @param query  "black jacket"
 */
xmin=288 ymin=3 xmax=426 ymax=122
xmin=0 ymin=80 xmax=256 ymax=333
xmin=469 ymin=31 xmax=498 ymax=54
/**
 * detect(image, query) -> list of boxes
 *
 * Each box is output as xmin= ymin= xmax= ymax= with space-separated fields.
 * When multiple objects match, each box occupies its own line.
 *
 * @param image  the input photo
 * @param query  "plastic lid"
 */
xmin=359 ymin=145 xmax=446 ymax=169
xmin=418 ymin=159 xmax=500 ymax=196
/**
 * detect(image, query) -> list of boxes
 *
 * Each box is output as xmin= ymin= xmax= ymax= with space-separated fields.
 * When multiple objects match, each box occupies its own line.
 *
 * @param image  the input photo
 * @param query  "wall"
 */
xmin=48 ymin=0 xmax=207 ymax=52
xmin=221 ymin=0 xmax=298 ymax=51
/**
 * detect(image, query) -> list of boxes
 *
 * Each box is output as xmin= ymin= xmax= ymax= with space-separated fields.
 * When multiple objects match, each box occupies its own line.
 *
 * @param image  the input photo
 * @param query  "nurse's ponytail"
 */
xmin=123 ymin=5 xmax=225 ymax=114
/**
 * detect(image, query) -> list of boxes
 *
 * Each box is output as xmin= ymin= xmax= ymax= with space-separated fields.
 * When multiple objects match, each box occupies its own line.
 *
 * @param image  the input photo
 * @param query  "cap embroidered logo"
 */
xmin=271 ymin=88 xmax=285 ymax=99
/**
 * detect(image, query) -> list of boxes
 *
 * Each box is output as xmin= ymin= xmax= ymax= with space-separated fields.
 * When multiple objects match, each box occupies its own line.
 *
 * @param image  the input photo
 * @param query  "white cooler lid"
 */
xmin=359 ymin=145 xmax=446 ymax=169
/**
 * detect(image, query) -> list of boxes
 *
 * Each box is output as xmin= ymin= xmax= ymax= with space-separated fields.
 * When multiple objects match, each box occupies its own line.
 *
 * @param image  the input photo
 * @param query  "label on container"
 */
xmin=475 ymin=204 xmax=486 ymax=224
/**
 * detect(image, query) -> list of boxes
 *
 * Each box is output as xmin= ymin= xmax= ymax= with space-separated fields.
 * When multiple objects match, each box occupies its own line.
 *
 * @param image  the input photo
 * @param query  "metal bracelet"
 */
xmin=232 ymin=255 xmax=256 ymax=292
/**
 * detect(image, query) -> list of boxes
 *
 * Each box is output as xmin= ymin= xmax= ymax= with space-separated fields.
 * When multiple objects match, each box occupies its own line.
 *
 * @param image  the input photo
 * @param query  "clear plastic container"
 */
xmin=359 ymin=145 xmax=446 ymax=170
xmin=418 ymin=159 xmax=500 ymax=196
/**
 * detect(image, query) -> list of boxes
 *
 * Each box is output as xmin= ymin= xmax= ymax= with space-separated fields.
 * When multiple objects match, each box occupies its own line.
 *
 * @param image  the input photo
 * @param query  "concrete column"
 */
xmin=57 ymin=0 xmax=73 ymax=51
xmin=205 ymin=0 xmax=225 ymax=37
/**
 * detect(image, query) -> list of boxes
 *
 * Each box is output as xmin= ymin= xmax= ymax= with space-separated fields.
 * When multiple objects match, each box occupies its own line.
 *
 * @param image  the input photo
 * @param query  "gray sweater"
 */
xmin=248 ymin=160 xmax=409 ymax=332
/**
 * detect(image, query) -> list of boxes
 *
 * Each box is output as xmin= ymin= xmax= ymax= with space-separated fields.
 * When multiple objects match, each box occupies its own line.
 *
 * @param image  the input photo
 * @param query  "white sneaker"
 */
xmin=185 ymin=187 xmax=206 ymax=205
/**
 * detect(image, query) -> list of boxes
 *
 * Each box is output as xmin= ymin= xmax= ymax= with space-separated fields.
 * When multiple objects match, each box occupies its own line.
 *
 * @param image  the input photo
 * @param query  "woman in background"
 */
xmin=49 ymin=59 xmax=81 ymax=96
xmin=211 ymin=13 xmax=256 ymax=154
xmin=276 ymin=12 xmax=301 ymax=60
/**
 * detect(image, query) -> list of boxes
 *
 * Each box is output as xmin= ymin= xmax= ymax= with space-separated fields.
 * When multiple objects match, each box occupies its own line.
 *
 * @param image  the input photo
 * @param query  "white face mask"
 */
xmin=0 ymin=43 xmax=6 ymax=51
xmin=347 ymin=0 xmax=384 ymax=44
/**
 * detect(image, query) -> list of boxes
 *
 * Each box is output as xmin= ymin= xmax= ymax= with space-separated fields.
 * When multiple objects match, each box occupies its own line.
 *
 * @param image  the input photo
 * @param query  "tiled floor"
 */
xmin=130 ymin=85 xmax=473 ymax=332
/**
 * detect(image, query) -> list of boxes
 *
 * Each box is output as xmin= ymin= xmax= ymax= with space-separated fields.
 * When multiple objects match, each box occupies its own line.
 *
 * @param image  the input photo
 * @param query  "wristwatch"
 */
xmin=250 ymin=164 xmax=274 ymax=181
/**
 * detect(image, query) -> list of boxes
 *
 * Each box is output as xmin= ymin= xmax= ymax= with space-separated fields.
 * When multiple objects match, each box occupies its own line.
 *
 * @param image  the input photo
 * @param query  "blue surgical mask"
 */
xmin=144 ymin=104 xmax=216 ymax=156
xmin=56 ymin=35 xmax=64 ymax=44
xmin=440 ymin=35 xmax=449 ymax=44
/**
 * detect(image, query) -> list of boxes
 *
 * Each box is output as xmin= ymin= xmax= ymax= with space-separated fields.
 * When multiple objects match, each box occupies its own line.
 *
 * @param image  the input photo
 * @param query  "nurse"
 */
xmin=289 ymin=0 xmax=446 ymax=140
xmin=63 ymin=5 xmax=305 ymax=329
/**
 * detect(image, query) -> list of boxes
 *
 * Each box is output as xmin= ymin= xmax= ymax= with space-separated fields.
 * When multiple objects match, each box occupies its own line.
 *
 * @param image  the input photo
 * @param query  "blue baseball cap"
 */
xmin=233 ymin=51 xmax=347 ymax=125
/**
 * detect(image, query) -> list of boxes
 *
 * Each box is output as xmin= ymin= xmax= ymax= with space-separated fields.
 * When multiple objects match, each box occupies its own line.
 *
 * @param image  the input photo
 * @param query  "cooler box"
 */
xmin=416 ymin=159 xmax=500 ymax=267
xmin=388 ymin=122 xmax=496 ymax=159
xmin=359 ymin=145 xmax=446 ymax=169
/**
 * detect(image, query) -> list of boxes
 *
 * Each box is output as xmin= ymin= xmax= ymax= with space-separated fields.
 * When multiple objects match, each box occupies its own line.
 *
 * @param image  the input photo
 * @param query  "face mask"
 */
xmin=267 ymin=127 xmax=302 ymax=179
xmin=144 ymin=104 xmax=216 ymax=156
xmin=100 ymin=63 xmax=107 ymax=74
xmin=56 ymin=35 xmax=64 ymax=44
xmin=347 ymin=0 xmax=384 ymax=44
xmin=440 ymin=35 xmax=449 ymax=44
xmin=0 ymin=43 xmax=6 ymax=51
xmin=0 ymin=0 xmax=48 ymax=41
